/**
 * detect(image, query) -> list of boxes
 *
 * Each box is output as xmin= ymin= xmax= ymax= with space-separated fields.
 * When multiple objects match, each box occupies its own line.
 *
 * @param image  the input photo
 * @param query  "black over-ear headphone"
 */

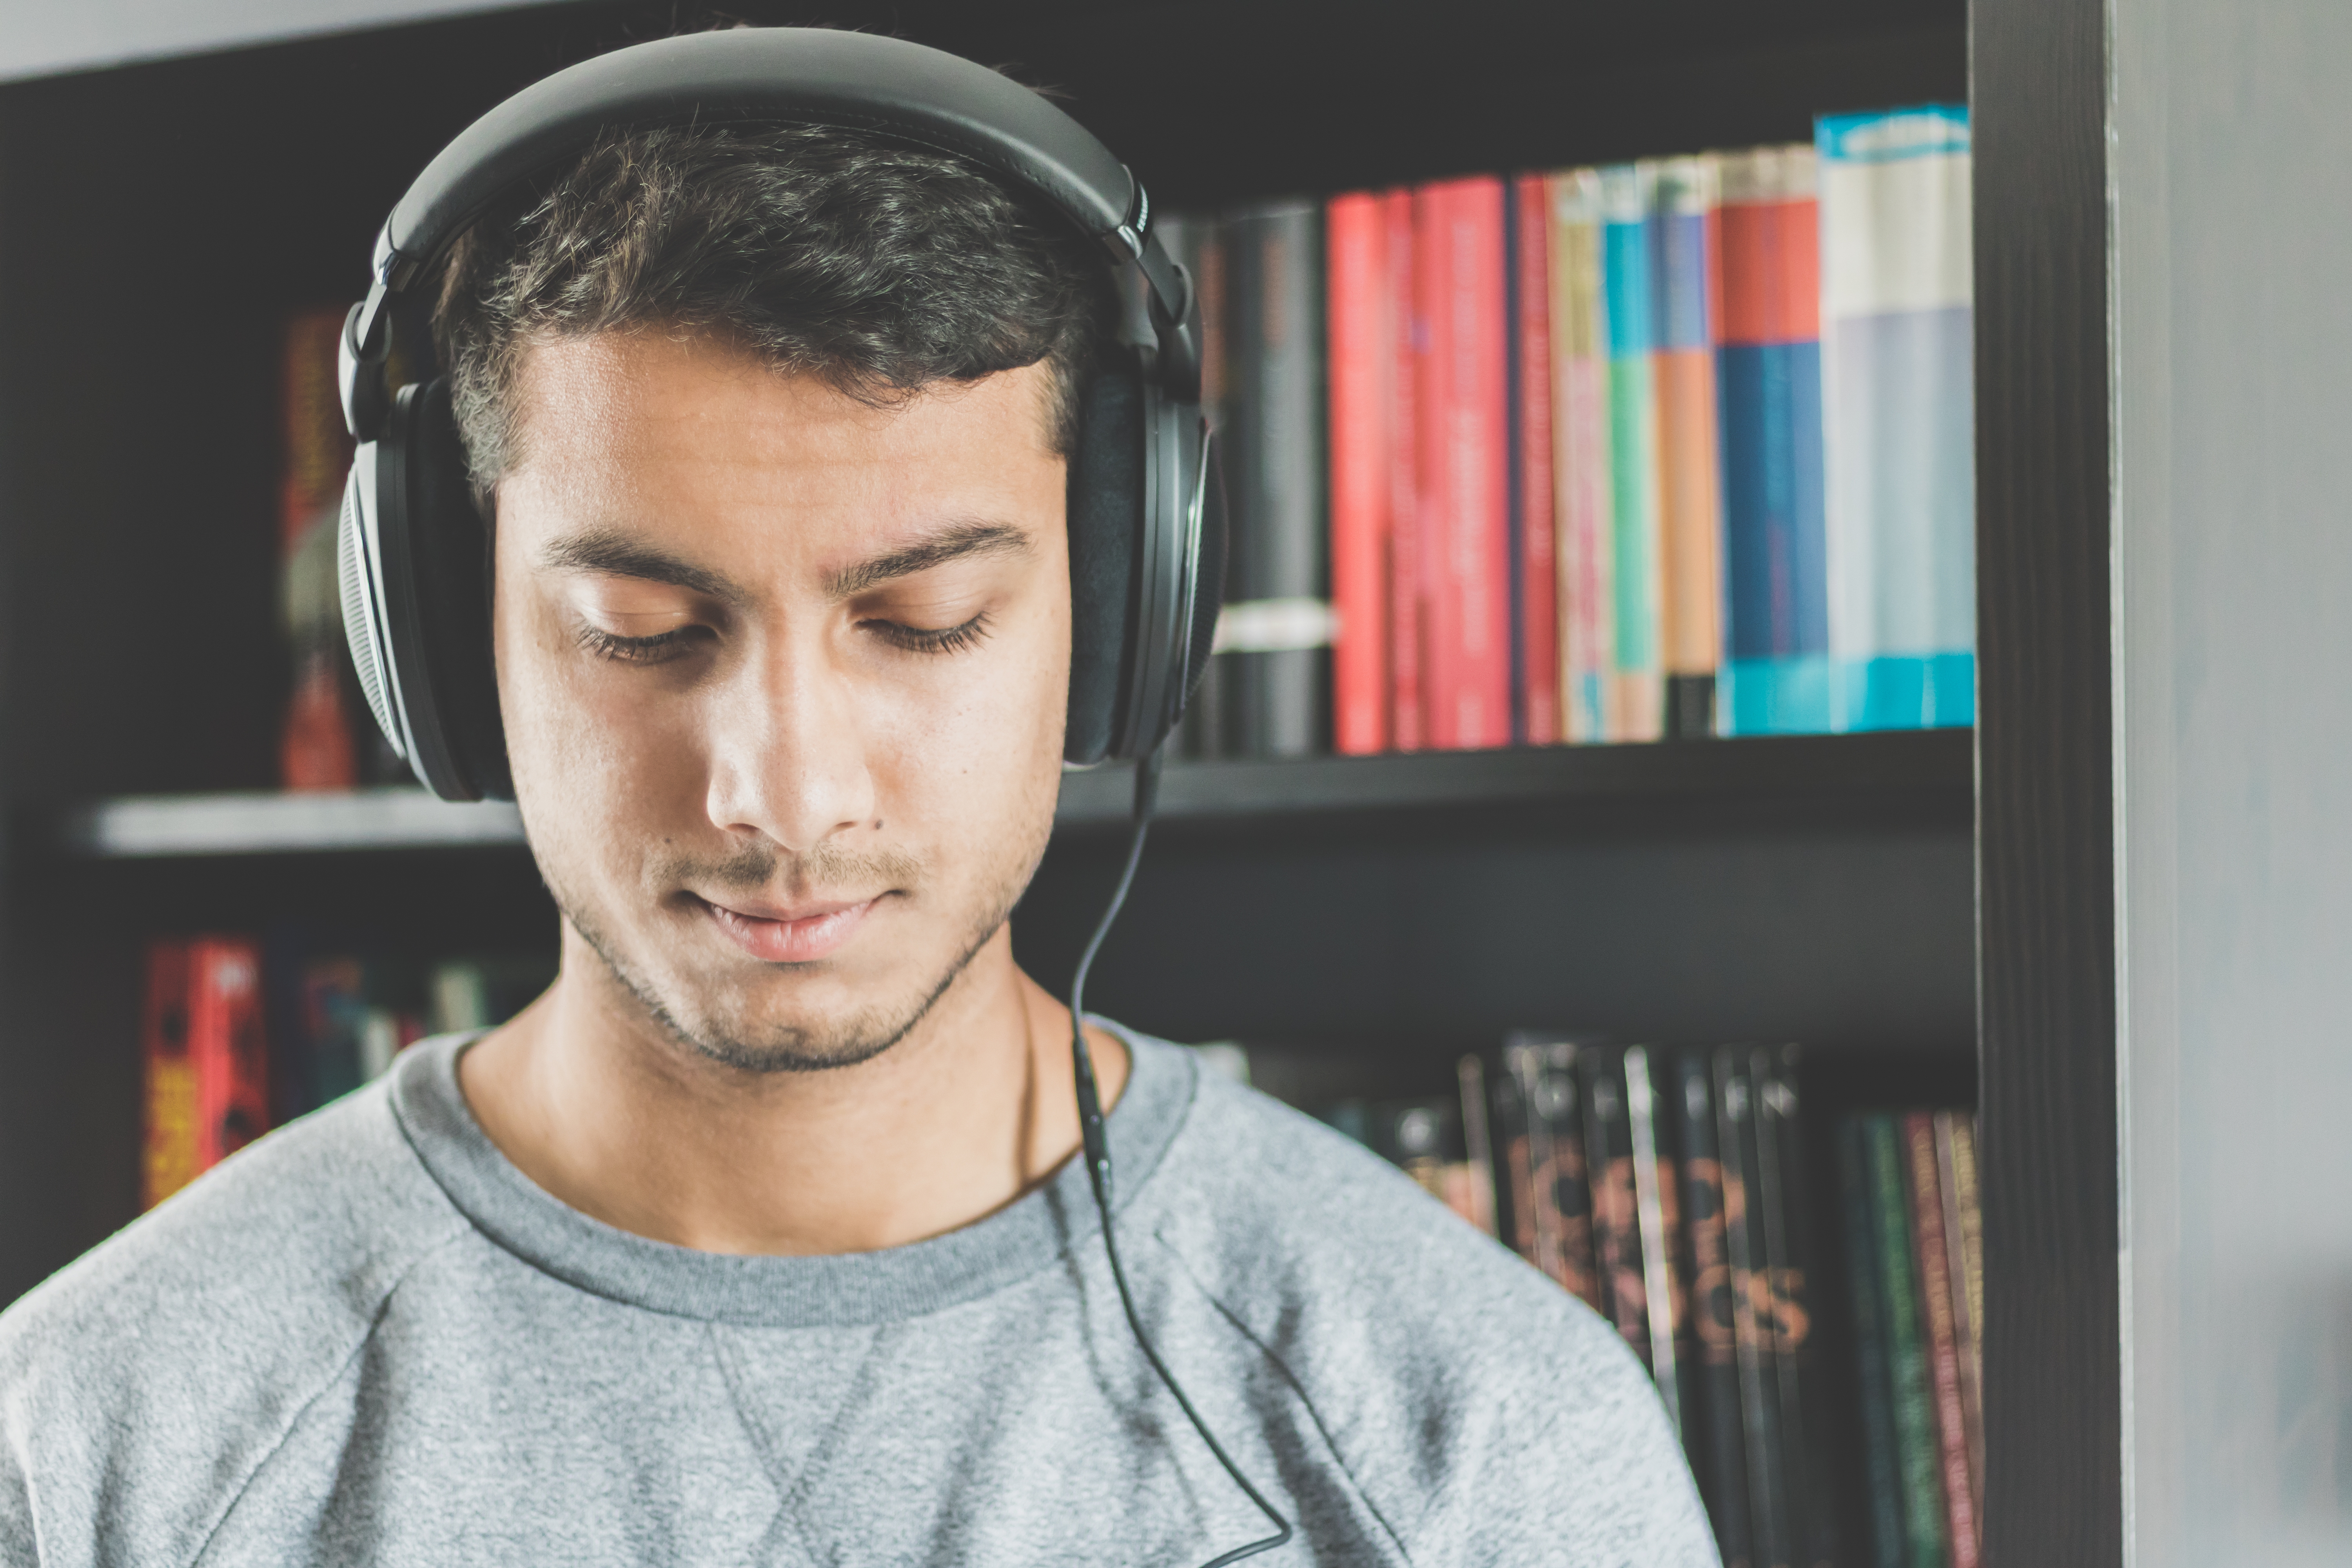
xmin=336 ymin=27 xmax=1226 ymax=802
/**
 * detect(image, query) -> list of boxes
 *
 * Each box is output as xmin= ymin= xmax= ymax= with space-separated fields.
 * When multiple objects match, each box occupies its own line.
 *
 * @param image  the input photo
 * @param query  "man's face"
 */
xmin=492 ymin=332 xmax=1070 ymax=1072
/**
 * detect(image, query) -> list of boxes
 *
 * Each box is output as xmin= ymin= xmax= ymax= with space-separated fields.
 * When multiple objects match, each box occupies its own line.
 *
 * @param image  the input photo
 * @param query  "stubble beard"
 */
xmin=544 ymin=833 xmax=1043 ymax=1076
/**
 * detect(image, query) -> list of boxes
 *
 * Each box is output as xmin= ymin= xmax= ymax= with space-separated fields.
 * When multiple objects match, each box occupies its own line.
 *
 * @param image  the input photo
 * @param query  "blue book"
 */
xmin=1716 ymin=145 xmax=1832 ymax=735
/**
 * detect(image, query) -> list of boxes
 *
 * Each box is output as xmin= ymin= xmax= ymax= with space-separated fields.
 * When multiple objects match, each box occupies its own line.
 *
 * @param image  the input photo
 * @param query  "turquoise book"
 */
xmin=1817 ymin=105 xmax=1975 ymax=732
xmin=1599 ymin=162 xmax=1664 ymax=740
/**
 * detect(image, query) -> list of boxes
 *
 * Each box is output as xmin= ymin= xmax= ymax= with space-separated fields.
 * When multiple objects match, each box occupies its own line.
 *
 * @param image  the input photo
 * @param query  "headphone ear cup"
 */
xmin=1064 ymin=368 xmax=1144 ymax=766
xmin=358 ymin=379 xmax=510 ymax=802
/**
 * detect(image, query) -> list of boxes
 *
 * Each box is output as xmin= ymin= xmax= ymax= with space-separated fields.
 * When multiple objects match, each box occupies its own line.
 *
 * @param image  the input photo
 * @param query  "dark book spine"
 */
xmin=1864 ymin=1114 xmax=1950 ymax=1568
xmin=1223 ymin=200 xmax=1329 ymax=759
xmin=1716 ymin=1048 xmax=1792 ymax=1568
xmin=1675 ymin=1050 xmax=1755 ymax=1568
xmin=1579 ymin=1045 xmax=1648 ymax=1359
xmin=1623 ymin=1046 xmax=1685 ymax=1436
xmin=1455 ymin=1054 xmax=1499 ymax=1237
xmin=1837 ymin=1118 xmax=1908 ymax=1568
xmin=1490 ymin=1045 xmax=1535 ymax=1263
xmin=1506 ymin=1034 xmax=1602 ymax=1307
xmin=1754 ymin=1046 xmax=1839 ymax=1568
xmin=1903 ymin=1112 xmax=1978 ymax=1568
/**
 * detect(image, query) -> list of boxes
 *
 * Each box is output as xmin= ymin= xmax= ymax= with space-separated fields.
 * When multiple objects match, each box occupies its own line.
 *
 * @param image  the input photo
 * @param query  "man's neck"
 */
xmin=456 ymin=924 xmax=1130 ymax=1256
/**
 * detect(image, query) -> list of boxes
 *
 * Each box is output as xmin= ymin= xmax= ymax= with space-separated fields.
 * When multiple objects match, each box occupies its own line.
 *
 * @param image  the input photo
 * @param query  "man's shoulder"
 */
xmin=0 ymin=1080 xmax=469 ymax=1457
xmin=1142 ymin=1054 xmax=1716 ymax=1563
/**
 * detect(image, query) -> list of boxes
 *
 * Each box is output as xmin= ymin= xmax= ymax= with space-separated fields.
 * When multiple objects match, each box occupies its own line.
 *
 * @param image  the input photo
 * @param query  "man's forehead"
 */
xmin=509 ymin=330 xmax=1064 ymax=462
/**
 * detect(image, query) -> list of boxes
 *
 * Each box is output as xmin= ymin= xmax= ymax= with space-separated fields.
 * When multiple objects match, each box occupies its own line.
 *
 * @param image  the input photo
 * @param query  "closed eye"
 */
xmin=864 ymin=611 xmax=993 ymax=656
xmin=575 ymin=624 xmax=711 ymax=666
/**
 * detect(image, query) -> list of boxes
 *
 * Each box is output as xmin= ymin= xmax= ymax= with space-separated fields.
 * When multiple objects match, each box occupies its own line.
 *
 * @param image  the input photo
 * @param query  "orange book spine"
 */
xmin=1327 ymin=192 xmax=1391 ymax=756
xmin=140 ymin=941 xmax=197 ymax=1210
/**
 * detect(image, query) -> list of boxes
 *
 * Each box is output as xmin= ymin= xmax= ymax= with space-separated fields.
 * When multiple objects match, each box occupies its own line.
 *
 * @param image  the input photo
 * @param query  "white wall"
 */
xmin=0 ymin=0 xmax=559 ymax=82
xmin=2113 ymin=0 xmax=2352 ymax=1563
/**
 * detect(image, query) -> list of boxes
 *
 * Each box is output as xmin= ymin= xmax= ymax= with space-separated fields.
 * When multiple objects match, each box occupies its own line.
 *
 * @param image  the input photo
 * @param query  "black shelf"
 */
xmin=46 ymin=730 xmax=1972 ymax=858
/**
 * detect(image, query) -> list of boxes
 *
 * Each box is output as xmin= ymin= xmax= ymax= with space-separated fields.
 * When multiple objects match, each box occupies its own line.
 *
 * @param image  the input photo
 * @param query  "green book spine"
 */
xmin=1864 ymin=1114 xmax=1951 ymax=1568
xmin=1837 ymin=1119 xmax=1906 ymax=1567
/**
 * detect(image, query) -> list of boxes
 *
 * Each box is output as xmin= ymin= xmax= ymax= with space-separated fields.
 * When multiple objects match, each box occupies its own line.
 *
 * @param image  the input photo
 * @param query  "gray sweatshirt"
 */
xmin=0 ymin=1026 xmax=1717 ymax=1567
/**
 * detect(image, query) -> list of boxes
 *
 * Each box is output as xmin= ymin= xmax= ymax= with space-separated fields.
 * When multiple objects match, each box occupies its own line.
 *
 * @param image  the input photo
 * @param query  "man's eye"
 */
xmin=576 ymin=625 xmax=708 ymax=666
xmin=866 ymin=612 xmax=993 ymax=656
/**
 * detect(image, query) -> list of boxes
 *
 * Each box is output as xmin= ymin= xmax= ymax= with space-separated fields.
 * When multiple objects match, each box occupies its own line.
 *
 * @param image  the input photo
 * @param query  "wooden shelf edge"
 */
xmin=42 ymin=730 xmax=1970 ymax=858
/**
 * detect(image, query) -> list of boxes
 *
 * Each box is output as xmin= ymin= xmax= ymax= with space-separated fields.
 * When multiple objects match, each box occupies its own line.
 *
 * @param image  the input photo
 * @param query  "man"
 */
xmin=0 ymin=71 xmax=1714 ymax=1568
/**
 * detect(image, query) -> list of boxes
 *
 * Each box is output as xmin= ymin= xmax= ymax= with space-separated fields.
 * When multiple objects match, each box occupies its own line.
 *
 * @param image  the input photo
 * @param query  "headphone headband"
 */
xmin=343 ymin=29 xmax=1197 ymax=434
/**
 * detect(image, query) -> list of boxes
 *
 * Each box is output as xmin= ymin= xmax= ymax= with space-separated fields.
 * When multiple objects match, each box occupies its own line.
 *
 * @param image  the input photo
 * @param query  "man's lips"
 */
xmin=697 ymin=894 xmax=881 ymax=964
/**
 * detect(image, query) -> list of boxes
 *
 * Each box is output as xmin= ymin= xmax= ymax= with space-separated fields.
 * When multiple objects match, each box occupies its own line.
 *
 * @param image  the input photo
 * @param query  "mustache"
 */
xmin=655 ymin=837 xmax=925 ymax=897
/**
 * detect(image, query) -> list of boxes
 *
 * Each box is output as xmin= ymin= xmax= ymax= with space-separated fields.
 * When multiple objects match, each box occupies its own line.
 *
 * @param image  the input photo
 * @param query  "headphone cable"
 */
xmin=1067 ymin=744 xmax=1294 ymax=1567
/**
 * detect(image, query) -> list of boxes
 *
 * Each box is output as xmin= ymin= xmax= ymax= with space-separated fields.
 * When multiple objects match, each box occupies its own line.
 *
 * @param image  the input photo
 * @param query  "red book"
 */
xmin=188 ymin=937 xmax=271 ymax=1175
xmin=140 ymin=941 xmax=197 ymax=1210
xmin=1904 ymin=1111 xmax=1981 ymax=1568
xmin=1513 ymin=173 xmax=1560 ymax=745
xmin=1412 ymin=176 xmax=1512 ymax=751
xmin=1327 ymin=192 xmax=1390 ymax=756
xmin=1383 ymin=189 xmax=1423 ymax=751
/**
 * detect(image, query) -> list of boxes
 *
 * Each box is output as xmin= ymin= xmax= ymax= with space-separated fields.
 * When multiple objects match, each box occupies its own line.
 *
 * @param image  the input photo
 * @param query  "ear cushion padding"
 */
xmin=1064 ymin=368 xmax=1143 ymax=765
xmin=378 ymin=379 xmax=510 ymax=801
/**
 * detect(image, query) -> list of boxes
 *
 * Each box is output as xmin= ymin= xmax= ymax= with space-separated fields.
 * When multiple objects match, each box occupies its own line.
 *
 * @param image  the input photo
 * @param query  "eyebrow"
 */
xmin=535 ymin=518 xmax=1034 ymax=604
xmin=823 ymin=520 xmax=1033 ymax=597
xmin=536 ymin=531 xmax=746 ymax=604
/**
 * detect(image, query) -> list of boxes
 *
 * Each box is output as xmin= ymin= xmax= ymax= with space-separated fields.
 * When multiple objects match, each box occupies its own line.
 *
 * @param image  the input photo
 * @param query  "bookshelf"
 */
xmin=0 ymin=1 xmax=2118 ymax=1564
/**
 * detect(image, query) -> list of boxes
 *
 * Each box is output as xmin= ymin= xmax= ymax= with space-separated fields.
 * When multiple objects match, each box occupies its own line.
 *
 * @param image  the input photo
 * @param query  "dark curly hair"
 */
xmin=432 ymin=121 xmax=1114 ymax=503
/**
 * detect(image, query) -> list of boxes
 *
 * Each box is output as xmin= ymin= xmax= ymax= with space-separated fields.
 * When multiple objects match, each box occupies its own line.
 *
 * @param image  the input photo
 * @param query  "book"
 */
xmin=1863 ymin=1113 xmax=1951 ymax=1568
xmin=1384 ymin=188 xmax=1425 ymax=752
xmin=1501 ymin=1033 xmax=1602 ymax=1307
xmin=1599 ymin=163 xmax=1665 ymax=740
xmin=1904 ymin=1112 xmax=1979 ymax=1567
xmin=140 ymin=941 xmax=198 ymax=1210
xmin=1817 ymin=105 xmax=1975 ymax=733
xmin=1454 ymin=1054 xmax=1499 ymax=1237
xmin=1753 ymin=1047 xmax=1837 ymax=1568
xmin=1327 ymin=191 xmax=1391 ymax=756
xmin=1623 ymin=1045 xmax=1686 ymax=1437
xmin=1716 ymin=1049 xmax=1792 ymax=1568
xmin=1940 ymin=1111 xmax=1985 ymax=1510
xmin=1838 ymin=1118 xmax=1909 ymax=1568
xmin=1672 ymin=1050 xmax=1754 ymax=1568
xmin=1546 ymin=169 xmax=1615 ymax=743
xmin=1580 ymin=1045 xmax=1650 ymax=1358
xmin=1510 ymin=172 xmax=1560 ymax=745
xmin=180 ymin=938 xmax=270 ymax=1198
xmin=1648 ymin=155 xmax=1722 ymax=738
xmin=1220 ymin=200 xmax=1331 ymax=759
xmin=278 ymin=306 xmax=359 ymax=792
xmin=1715 ymin=146 xmax=1831 ymax=737
xmin=1412 ymin=176 xmax=1512 ymax=751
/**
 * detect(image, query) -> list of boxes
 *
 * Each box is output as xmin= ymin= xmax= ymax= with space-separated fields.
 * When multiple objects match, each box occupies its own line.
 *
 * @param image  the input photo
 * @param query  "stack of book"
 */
xmin=1214 ymin=1037 xmax=1978 ymax=1568
xmin=140 ymin=936 xmax=554 ymax=1207
xmin=1334 ymin=103 xmax=1974 ymax=750
xmin=1168 ymin=102 xmax=1973 ymax=759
